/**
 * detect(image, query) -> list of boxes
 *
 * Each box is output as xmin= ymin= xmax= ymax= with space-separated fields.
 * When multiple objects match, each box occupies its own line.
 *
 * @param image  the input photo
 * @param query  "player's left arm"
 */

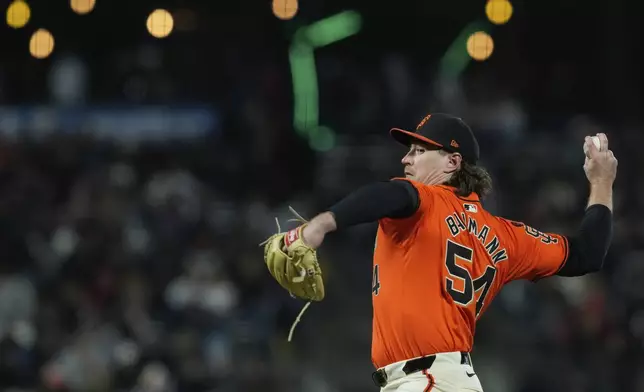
xmin=301 ymin=179 xmax=420 ymax=248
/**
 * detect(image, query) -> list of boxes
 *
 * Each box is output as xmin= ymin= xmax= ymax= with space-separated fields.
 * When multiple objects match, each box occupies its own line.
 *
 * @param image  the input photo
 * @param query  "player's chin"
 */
xmin=404 ymin=173 xmax=414 ymax=179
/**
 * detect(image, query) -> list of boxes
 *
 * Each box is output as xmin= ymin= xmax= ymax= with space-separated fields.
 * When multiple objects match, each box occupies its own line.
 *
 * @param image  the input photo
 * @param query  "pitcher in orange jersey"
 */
xmin=291 ymin=113 xmax=617 ymax=391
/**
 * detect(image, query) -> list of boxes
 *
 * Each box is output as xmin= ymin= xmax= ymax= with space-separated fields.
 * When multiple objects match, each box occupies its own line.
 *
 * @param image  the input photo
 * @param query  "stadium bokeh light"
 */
xmin=485 ymin=0 xmax=513 ymax=25
xmin=29 ymin=28 xmax=55 ymax=59
xmin=272 ymin=0 xmax=298 ymax=20
xmin=6 ymin=0 xmax=30 ymax=29
xmin=466 ymin=31 xmax=494 ymax=61
xmin=146 ymin=9 xmax=174 ymax=38
xmin=70 ymin=0 xmax=96 ymax=15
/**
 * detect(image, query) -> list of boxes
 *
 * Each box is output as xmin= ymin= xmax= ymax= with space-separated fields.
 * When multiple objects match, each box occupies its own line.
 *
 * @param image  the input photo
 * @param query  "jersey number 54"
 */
xmin=444 ymin=240 xmax=496 ymax=318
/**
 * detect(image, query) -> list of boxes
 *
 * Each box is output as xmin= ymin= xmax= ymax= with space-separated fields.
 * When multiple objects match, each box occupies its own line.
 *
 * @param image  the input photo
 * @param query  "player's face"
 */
xmin=401 ymin=143 xmax=461 ymax=185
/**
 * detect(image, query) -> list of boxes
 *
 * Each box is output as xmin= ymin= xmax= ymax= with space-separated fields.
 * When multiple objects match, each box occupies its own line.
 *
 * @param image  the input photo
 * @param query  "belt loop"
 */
xmin=372 ymin=369 xmax=388 ymax=388
xmin=461 ymin=352 xmax=472 ymax=366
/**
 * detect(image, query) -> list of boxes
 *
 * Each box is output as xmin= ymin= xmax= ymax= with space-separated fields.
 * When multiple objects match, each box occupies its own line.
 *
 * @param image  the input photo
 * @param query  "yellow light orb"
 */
xmin=29 ymin=28 xmax=55 ymax=59
xmin=6 ymin=0 xmax=30 ymax=29
xmin=485 ymin=0 xmax=513 ymax=25
xmin=146 ymin=9 xmax=174 ymax=38
xmin=466 ymin=31 xmax=494 ymax=61
xmin=272 ymin=0 xmax=298 ymax=20
xmin=70 ymin=0 xmax=96 ymax=15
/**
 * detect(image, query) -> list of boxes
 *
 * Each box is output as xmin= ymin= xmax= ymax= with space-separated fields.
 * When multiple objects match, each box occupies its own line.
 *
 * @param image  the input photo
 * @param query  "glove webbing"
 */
xmin=260 ymin=207 xmax=315 ymax=342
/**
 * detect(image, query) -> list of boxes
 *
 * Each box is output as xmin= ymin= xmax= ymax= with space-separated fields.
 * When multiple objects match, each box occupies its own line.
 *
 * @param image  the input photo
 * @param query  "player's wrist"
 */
xmin=301 ymin=224 xmax=322 ymax=249
xmin=301 ymin=213 xmax=336 ymax=249
xmin=587 ymin=182 xmax=613 ymax=211
xmin=589 ymin=179 xmax=614 ymax=188
xmin=317 ymin=212 xmax=338 ymax=233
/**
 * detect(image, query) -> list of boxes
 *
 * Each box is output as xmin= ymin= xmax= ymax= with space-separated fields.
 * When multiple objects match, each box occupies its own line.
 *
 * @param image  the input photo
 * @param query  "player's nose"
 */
xmin=401 ymin=153 xmax=412 ymax=165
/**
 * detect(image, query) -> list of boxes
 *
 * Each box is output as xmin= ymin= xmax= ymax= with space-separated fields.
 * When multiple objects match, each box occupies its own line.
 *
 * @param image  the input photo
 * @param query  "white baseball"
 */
xmin=584 ymin=136 xmax=601 ymax=156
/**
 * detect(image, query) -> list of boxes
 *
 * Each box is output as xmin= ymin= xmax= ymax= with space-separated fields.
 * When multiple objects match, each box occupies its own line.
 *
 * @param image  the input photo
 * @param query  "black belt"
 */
xmin=372 ymin=352 xmax=472 ymax=388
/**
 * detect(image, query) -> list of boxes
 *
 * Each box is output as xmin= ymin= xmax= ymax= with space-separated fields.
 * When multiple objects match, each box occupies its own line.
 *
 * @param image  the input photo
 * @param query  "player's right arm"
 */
xmin=501 ymin=203 xmax=613 ymax=282
xmin=502 ymin=133 xmax=617 ymax=282
xmin=558 ymin=133 xmax=617 ymax=276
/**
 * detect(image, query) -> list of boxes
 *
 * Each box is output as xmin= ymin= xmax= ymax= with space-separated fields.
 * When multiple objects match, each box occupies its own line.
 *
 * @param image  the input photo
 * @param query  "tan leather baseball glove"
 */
xmin=262 ymin=208 xmax=325 ymax=302
xmin=260 ymin=207 xmax=325 ymax=341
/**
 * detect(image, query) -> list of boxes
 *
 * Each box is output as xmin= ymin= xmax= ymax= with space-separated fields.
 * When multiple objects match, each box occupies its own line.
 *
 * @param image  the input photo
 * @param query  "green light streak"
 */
xmin=289 ymin=43 xmax=318 ymax=134
xmin=439 ymin=20 xmax=490 ymax=80
xmin=303 ymin=10 xmax=363 ymax=48
xmin=308 ymin=125 xmax=336 ymax=152
xmin=288 ymin=11 xmax=363 ymax=150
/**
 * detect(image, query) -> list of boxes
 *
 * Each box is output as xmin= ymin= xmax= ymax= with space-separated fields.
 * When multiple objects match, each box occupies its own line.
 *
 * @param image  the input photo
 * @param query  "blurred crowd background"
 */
xmin=1 ymin=0 xmax=643 ymax=391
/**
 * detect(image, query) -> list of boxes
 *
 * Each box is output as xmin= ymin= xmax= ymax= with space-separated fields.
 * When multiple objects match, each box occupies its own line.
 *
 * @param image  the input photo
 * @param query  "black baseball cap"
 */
xmin=390 ymin=113 xmax=480 ymax=164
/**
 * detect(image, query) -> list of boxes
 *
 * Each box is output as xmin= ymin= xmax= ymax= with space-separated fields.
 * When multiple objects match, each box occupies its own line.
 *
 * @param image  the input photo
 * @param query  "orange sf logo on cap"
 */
xmin=416 ymin=115 xmax=431 ymax=130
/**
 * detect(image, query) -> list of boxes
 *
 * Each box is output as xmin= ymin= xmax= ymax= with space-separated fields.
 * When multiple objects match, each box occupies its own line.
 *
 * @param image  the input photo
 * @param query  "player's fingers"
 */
xmin=585 ymin=136 xmax=599 ymax=158
xmin=608 ymin=150 xmax=618 ymax=166
xmin=597 ymin=133 xmax=609 ymax=152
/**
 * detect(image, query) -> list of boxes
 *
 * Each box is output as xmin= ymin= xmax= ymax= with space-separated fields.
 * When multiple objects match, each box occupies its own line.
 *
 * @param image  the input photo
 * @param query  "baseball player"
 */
xmin=262 ymin=113 xmax=616 ymax=391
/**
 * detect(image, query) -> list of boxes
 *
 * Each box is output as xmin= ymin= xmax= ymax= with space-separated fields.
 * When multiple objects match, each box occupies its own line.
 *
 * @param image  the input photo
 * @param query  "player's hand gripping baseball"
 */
xmin=583 ymin=133 xmax=617 ymax=211
xmin=583 ymin=133 xmax=618 ymax=186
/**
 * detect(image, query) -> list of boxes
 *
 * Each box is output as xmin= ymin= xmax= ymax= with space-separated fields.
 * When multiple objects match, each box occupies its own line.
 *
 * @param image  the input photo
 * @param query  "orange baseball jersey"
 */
xmin=370 ymin=179 xmax=569 ymax=369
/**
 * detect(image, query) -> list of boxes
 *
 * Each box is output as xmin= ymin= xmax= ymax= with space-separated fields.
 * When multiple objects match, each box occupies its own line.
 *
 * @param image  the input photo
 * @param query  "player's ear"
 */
xmin=446 ymin=152 xmax=462 ymax=172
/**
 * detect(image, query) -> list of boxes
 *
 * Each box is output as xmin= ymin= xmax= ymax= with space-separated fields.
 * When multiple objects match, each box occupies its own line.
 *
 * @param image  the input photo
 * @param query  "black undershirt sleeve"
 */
xmin=328 ymin=180 xmax=420 ymax=229
xmin=557 ymin=204 xmax=613 ymax=277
